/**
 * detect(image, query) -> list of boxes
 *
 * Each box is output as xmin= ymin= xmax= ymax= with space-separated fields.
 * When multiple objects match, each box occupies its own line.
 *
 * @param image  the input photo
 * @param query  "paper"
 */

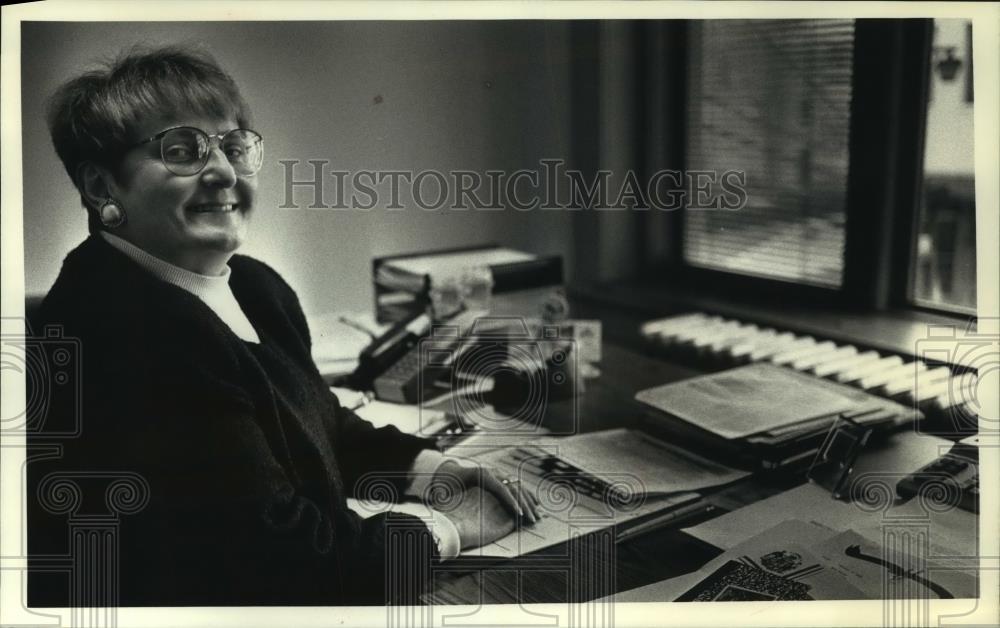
xmin=470 ymin=492 xmax=700 ymax=559
xmin=347 ymin=498 xmax=434 ymax=521
xmin=536 ymin=428 xmax=749 ymax=495
xmin=569 ymin=319 xmax=602 ymax=364
xmin=815 ymin=529 xmax=978 ymax=600
xmin=437 ymin=439 xmax=706 ymax=559
xmin=347 ymin=488 xmax=701 ymax=560
xmin=636 ymin=363 xmax=868 ymax=440
xmin=387 ymin=248 xmax=536 ymax=277
xmin=307 ymin=311 xmax=390 ymax=379
xmin=454 ymin=439 xmax=708 ymax=558
xmin=330 ymin=386 xmax=450 ymax=436
xmin=673 ymin=520 xmax=869 ymax=601
xmin=677 ymin=560 xmax=815 ymax=601
xmin=683 ymin=431 xmax=976 ymax=555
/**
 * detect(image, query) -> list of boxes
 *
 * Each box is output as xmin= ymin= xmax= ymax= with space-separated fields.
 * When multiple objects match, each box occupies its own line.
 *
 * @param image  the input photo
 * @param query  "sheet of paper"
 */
xmin=535 ymin=428 xmax=750 ymax=495
xmin=308 ymin=311 xmax=389 ymax=378
xmin=469 ymin=492 xmax=700 ymax=559
xmin=635 ymin=363 xmax=861 ymax=439
xmin=348 ymin=490 xmax=701 ymax=560
xmin=815 ymin=529 xmax=978 ymax=600
xmin=456 ymin=443 xmax=706 ymax=558
xmin=349 ymin=437 xmax=706 ymax=560
xmin=347 ymin=498 xmax=434 ymax=521
xmin=677 ymin=559 xmax=816 ymax=601
xmin=710 ymin=521 xmax=865 ymax=597
xmin=331 ymin=386 xmax=450 ymax=436
xmin=614 ymin=520 xmax=868 ymax=602
xmin=683 ymin=431 xmax=974 ymax=555
xmin=358 ymin=402 xmax=449 ymax=436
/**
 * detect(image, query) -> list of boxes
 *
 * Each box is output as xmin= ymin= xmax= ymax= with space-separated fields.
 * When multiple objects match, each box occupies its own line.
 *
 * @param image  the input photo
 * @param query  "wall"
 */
xmin=20 ymin=21 xmax=577 ymax=315
xmin=923 ymin=19 xmax=975 ymax=177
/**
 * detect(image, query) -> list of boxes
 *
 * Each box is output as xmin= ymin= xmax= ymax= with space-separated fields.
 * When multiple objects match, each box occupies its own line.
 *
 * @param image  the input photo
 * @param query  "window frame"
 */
xmin=654 ymin=19 xmax=963 ymax=318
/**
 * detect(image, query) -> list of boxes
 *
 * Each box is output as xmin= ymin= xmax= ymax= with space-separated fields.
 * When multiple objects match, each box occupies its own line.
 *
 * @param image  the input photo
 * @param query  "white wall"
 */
xmin=21 ymin=21 xmax=576 ymax=315
xmin=923 ymin=19 xmax=976 ymax=176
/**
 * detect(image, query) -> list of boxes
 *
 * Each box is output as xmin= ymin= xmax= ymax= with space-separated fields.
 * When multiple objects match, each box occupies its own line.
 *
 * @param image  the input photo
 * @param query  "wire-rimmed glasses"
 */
xmin=130 ymin=126 xmax=263 ymax=176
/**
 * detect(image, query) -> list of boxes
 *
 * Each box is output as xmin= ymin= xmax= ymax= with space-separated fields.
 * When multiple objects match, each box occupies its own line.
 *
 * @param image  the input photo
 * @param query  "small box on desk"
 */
xmin=372 ymin=244 xmax=565 ymax=323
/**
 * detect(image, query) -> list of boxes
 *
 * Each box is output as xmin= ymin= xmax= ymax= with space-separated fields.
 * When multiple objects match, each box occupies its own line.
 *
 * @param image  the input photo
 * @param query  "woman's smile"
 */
xmin=188 ymin=202 xmax=240 ymax=213
xmin=106 ymin=115 xmax=258 ymax=274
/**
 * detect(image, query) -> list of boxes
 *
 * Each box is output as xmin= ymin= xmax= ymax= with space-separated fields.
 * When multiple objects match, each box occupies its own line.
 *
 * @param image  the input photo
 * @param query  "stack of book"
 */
xmin=635 ymin=363 xmax=918 ymax=471
xmin=372 ymin=244 xmax=565 ymax=323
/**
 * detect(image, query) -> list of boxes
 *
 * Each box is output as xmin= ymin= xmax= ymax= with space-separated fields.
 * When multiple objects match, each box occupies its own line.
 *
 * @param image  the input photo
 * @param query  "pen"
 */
xmin=338 ymin=315 xmax=377 ymax=339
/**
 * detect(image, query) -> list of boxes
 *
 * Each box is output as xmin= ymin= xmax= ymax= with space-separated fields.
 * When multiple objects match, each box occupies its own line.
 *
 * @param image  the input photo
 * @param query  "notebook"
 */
xmin=634 ymin=363 xmax=914 ymax=469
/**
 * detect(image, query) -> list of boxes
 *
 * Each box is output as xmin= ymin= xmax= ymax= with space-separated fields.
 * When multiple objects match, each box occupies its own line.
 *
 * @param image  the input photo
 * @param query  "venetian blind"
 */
xmin=684 ymin=19 xmax=856 ymax=287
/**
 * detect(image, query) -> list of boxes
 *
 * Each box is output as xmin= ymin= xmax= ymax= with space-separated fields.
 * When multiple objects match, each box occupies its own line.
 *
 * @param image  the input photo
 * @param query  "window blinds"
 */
xmin=684 ymin=19 xmax=856 ymax=287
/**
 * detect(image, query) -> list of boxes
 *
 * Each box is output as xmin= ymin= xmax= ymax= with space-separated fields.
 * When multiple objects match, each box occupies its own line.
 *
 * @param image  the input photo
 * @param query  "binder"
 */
xmin=634 ymin=364 xmax=917 ymax=472
xmin=372 ymin=244 xmax=565 ymax=323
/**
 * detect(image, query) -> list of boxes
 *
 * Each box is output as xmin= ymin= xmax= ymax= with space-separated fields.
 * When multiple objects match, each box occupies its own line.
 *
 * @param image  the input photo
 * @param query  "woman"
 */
xmin=29 ymin=45 xmax=538 ymax=606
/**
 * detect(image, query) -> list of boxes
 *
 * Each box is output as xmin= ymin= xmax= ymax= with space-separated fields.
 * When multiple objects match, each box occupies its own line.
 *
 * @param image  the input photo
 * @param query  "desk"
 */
xmin=613 ymin=430 xmax=977 ymax=602
xmin=421 ymin=304 xmax=979 ymax=605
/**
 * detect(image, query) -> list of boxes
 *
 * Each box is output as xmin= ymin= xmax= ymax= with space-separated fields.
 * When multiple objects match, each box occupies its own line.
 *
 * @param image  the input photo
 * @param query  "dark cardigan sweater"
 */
xmin=27 ymin=235 xmax=439 ymax=606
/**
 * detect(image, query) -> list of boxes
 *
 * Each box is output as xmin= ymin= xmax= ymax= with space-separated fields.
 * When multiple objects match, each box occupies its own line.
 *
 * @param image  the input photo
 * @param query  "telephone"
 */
xmin=347 ymin=310 xmax=569 ymax=407
xmin=346 ymin=309 xmax=477 ymax=404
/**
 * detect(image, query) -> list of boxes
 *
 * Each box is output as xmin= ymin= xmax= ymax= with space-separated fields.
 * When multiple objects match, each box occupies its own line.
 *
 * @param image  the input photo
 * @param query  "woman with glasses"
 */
xmin=30 ymin=46 xmax=538 ymax=606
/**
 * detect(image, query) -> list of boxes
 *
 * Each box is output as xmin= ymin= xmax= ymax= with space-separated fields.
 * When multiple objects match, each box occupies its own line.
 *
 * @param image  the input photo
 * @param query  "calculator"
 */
xmin=895 ymin=436 xmax=978 ymax=514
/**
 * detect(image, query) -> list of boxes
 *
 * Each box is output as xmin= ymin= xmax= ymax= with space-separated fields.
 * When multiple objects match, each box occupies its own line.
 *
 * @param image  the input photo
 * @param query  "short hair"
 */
xmin=46 ymin=45 xmax=253 ymax=232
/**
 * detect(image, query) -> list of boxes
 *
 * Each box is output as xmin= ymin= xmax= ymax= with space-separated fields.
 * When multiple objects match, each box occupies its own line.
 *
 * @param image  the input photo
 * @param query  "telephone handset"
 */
xmin=347 ymin=309 xmax=469 ymax=404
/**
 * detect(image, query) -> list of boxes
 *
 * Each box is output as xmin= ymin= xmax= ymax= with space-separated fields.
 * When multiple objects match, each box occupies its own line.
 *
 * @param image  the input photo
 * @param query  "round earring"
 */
xmin=99 ymin=198 xmax=126 ymax=229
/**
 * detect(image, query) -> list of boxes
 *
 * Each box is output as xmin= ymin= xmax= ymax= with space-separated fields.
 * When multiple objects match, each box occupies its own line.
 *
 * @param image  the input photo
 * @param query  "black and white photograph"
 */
xmin=1 ymin=2 xmax=997 ymax=627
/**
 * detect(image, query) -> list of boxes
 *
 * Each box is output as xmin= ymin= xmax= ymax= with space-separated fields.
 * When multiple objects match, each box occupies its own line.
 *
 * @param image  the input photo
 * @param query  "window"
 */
xmin=678 ymin=18 xmax=976 ymax=318
xmin=913 ymin=19 xmax=977 ymax=313
xmin=683 ymin=19 xmax=856 ymax=288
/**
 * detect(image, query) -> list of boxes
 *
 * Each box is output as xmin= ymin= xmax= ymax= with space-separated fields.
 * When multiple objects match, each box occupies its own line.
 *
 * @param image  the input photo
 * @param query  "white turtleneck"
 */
xmin=100 ymin=231 xmax=260 ymax=344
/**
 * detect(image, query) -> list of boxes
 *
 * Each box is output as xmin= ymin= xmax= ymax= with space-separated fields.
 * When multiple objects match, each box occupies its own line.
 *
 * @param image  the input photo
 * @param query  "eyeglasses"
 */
xmin=130 ymin=126 xmax=264 ymax=176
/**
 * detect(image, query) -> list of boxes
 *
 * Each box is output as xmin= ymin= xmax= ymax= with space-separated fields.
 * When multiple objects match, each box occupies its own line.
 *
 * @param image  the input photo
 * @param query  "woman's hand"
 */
xmin=430 ymin=458 xmax=542 ymax=526
xmin=443 ymin=486 xmax=518 ymax=550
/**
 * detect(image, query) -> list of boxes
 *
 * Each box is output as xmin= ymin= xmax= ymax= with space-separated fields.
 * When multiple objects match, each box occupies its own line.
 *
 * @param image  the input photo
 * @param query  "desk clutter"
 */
xmin=373 ymin=244 xmax=566 ymax=324
xmin=350 ymin=428 xmax=747 ymax=559
xmin=616 ymin=519 xmax=977 ymax=601
xmin=895 ymin=435 xmax=980 ymax=514
xmin=640 ymin=312 xmax=980 ymax=435
xmin=495 ymin=428 xmax=750 ymax=497
xmin=312 ymin=250 xmax=979 ymax=602
xmin=635 ymin=363 xmax=915 ymax=471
